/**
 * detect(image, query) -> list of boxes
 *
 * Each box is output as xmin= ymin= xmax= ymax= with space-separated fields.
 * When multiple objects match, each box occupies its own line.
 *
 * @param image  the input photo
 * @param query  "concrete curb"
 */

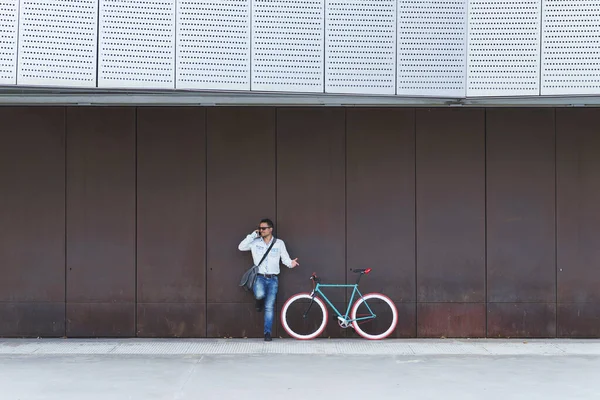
xmin=1 ymin=338 xmax=599 ymax=356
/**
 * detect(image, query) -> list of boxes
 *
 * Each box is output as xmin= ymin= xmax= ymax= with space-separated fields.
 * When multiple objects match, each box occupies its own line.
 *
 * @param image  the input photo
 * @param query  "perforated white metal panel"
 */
xmin=98 ymin=0 xmax=175 ymax=89
xmin=17 ymin=0 xmax=98 ymax=87
xmin=325 ymin=0 xmax=395 ymax=94
xmin=177 ymin=0 xmax=250 ymax=91
xmin=0 ymin=0 xmax=19 ymax=85
xmin=467 ymin=0 xmax=541 ymax=97
xmin=397 ymin=0 xmax=466 ymax=97
xmin=542 ymin=0 xmax=600 ymax=95
xmin=252 ymin=0 xmax=324 ymax=93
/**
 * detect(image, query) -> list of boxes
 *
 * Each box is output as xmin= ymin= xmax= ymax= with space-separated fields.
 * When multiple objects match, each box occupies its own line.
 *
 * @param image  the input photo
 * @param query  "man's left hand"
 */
xmin=291 ymin=258 xmax=300 ymax=268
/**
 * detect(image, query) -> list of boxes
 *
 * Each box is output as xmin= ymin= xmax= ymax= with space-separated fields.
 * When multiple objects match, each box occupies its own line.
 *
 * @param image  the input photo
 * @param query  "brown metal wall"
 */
xmin=66 ymin=107 xmax=136 ymax=336
xmin=206 ymin=107 xmax=275 ymax=338
xmin=0 ymin=107 xmax=65 ymax=337
xmin=346 ymin=108 xmax=416 ymax=338
xmin=486 ymin=108 xmax=556 ymax=337
xmin=1 ymin=106 xmax=600 ymax=338
xmin=137 ymin=107 xmax=206 ymax=337
xmin=416 ymin=108 xmax=486 ymax=337
xmin=277 ymin=108 xmax=346 ymax=337
xmin=556 ymin=109 xmax=600 ymax=338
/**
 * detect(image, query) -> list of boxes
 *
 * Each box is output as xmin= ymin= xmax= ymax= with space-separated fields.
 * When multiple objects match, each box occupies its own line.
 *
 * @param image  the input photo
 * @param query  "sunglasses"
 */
xmin=258 ymin=226 xmax=271 ymax=230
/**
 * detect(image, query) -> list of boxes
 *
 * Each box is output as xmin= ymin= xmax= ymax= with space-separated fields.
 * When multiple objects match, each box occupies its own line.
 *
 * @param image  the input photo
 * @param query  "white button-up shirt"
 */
xmin=238 ymin=231 xmax=293 ymax=275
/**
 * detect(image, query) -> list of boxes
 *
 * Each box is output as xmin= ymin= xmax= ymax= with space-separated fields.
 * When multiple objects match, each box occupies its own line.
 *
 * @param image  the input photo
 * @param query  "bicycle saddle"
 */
xmin=350 ymin=268 xmax=372 ymax=274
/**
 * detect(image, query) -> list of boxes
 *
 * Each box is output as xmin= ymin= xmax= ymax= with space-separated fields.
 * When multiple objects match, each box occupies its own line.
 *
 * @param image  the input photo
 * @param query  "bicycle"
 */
xmin=280 ymin=268 xmax=398 ymax=340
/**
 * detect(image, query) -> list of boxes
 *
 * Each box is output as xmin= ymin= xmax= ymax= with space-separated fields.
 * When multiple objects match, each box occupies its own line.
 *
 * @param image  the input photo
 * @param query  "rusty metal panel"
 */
xmin=416 ymin=108 xmax=485 ymax=303
xmin=137 ymin=303 xmax=206 ymax=337
xmin=206 ymin=108 xmax=276 ymax=303
xmin=346 ymin=108 xmax=415 ymax=304
xmin=487 ymin=303 xmax=556 ymax=338
xmin=0 ymin=303 xmax=65 ymax=337
xmin=558 ymin=303 xmax=600 ymax=338
xmin=486 ymin=108 xmax=555 ymax=303
xmin=137 ymin=107 xmax=206 ymax=304
xmin=556 ymin=109 xmax=600 ymax=303
xmin=417 ymin=303 xmax=485 ymax=338
xmin=0 ymin=107 xmax=65 ymax=304
xmin=276 ymin=108 xmax=346 ymax=303
xmin=207 ymin=303 xmax=268 ymax=338
xmin=66 ymin=107 xmax=135 ymax=336
xmin=66 ymin=303 xmax=135 ymax=337
xmin=395 ymin=303 xmax=417 ymax=338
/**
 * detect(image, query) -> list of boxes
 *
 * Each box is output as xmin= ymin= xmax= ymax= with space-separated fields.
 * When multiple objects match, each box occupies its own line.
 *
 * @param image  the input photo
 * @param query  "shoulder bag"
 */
xmin=239 ymin=237 xmax=276 ymax=292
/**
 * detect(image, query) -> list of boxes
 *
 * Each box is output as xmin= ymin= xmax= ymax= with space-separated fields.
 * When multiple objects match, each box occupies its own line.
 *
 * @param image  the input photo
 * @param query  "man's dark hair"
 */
xmin=260 ymin=218 xmax=274 ymax=228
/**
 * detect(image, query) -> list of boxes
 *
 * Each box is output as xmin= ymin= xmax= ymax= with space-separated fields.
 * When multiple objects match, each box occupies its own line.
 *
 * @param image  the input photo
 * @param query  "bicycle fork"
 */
xmin=302 ymin=293 xmax=317 ymax=319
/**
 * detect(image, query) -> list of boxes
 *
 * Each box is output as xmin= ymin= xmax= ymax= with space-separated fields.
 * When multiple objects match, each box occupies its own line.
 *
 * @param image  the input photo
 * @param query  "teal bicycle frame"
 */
xmin=309 ymin=282 xmax=376 ymax=324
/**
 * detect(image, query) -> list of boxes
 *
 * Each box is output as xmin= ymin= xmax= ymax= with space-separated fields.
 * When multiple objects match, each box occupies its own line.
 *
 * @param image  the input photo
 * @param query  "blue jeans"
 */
xmin=253 ymin=275 xmax=278 ymax=335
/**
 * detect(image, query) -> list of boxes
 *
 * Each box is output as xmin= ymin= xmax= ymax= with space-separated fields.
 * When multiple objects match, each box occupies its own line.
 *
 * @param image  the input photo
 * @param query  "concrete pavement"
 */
xmin=1 ymin=338 xmax=600 ymax=355
xmin=0 ymin=339 xmax=599 ymax=399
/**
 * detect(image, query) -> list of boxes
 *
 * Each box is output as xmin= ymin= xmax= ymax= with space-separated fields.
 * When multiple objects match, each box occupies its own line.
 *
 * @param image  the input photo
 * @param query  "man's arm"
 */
xmin=279 ymin=240 xmax=298 ymax=268
xmin=238 ymin=231 xmax=258 ymax=251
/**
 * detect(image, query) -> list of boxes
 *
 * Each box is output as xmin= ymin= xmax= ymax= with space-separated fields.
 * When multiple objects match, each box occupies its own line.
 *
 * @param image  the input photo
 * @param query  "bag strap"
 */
xmin=257 ymin=237 xmax=276 ymax=267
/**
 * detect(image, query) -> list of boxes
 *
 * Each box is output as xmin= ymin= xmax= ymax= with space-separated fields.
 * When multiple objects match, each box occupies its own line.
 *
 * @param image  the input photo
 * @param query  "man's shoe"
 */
xmin=255 ymin=299 xmax=264 ymax=312
xmin=264 ymin=332 xmax=272 ymax=342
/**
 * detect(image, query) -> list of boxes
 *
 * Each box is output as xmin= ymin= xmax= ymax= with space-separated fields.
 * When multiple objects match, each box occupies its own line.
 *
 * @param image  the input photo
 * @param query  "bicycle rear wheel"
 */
xmin=351 ymin=293 xmax=398 ymax=340
xmin=281 ymin=293 xmax=328 ymax=340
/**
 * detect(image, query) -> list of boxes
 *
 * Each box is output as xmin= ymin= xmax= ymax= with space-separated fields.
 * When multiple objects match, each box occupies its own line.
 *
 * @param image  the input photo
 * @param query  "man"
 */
xmin=238 ymin=218 xmax=299 ymax=341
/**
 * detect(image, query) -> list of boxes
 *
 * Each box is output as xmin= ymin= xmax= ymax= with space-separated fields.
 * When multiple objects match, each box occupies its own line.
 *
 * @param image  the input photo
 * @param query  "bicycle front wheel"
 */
xmin=351 ymin=293 xmax=398 ymax=340
xmin=281 ymin=293 xmax=328 ymax=340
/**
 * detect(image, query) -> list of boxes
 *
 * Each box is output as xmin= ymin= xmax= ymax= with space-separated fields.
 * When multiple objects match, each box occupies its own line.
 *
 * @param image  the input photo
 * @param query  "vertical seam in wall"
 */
xmin=484 ymin=107 xmax=488 ymax=338
xmin=414 ymin=108 xmax=418 ymax=338
xmin=64 ymin=106 xmax=68 ymax=337
xmin=275 ymin=107 xmax=278 ymax=225
xmin=273 ymin=107 xmax=279 ymax=228
xmin=134 ymin=107 xmax=138 ymax=336
xmin=274 ymin=107 xmax=278 ymax=332
xmin=344 ymin=108 xmax=347 ymax=309
xmin=554 ymin=108 xmax=557 ymax=337
xmin=205 ymin=108 xmax=208 ymax=337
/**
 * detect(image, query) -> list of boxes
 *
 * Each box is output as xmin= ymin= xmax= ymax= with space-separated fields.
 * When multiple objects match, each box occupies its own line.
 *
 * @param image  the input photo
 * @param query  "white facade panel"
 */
xmin=4 ymin=0 xmax=600 ymax=99
xmin=252 ymin=0 xmax=324 ymax=93
xmin=177 ymin=0 xmax=250 ymax=91
xmin=397 ymin=0 xmax=467 ymax=97
xmin=542 ymin=0 xmax=600 ymax=95
xmin=98 ymin=0 xmax=175 ymax=89
xmin=0 ymin=0 xmax=19 ymax=85
xmin=326 ymin=0 xmax=396 ymax=95
xmin=467 ymin=0 xmax=541 ymax=97
xmin=17 ymin=0 xmax=98 ymax=87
